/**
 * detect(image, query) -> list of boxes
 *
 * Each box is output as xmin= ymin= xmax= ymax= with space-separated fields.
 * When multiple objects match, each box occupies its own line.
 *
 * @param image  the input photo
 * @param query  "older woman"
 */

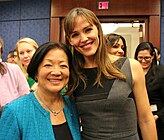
xmin=0 ymin=42 xmax=81 ymax=140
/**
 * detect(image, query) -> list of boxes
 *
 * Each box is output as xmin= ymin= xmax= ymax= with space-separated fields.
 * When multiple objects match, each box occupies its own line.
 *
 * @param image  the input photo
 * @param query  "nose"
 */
xmin=24 ymin=52 xmax=28 ymax=57
xmin=50 ymin=68 xmax=62 ymax=76
xmin=118 ymin=48 xmax=124 ymax=55
xmin=80 ymin=33 xmax=88 ymax=42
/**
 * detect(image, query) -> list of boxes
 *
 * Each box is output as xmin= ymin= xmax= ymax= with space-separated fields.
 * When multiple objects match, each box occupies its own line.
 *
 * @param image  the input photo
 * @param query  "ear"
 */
xmin=34 ymin=74 xmax=38 ymax=82
xmin=152 ymin=55 xmax=154 ymax=60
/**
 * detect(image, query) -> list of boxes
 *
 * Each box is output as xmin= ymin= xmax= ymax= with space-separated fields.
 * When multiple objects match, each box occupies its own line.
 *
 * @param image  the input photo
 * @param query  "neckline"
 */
xmin=31 ymin=92 xmax=66 ymax=116
xmin=52 ymin=121 xmax=67 ymax=127
xmin=35 ymin=90 xmax=64 ymax=116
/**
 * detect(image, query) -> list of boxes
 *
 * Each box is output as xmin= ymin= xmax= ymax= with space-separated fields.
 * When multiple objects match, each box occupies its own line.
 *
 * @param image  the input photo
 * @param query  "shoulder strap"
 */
xmin=121 ymin=58 xmax=133 ymax=88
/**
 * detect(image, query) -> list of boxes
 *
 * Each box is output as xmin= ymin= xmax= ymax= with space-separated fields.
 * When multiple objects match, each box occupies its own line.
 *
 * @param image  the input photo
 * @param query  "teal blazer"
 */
xmin=0 ymin=92 xmax=81 ymax=140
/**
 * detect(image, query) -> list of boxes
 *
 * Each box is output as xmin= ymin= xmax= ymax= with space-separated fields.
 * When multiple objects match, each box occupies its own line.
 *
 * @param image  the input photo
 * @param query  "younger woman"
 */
xmin=105 ymin=33 xmax=127 ymax=57
xmin=16 ymin=37 xmax=39 ymax=91
xmin=135 ymin=42 xmax=164 ymax=140
xmin=64 ymin=7 xmax=157 ymax=140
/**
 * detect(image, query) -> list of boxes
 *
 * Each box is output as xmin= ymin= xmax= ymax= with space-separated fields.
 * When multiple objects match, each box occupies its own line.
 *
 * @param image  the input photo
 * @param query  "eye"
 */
xmin=44 ymin=64 xmax=52 ymax=68
xmin=145 ymin=57 xmax=151 ymax=61
xmin=60 ymin=64 xmax=69 ymax=69
xmin=138 ymin=56 xmax=143 ymax=59
xmin=85 ymin=27 xmax=92 ymax=33
xmin=112 ymin=45 xmax=119 ymax=48
xmin=19 ymin=52 xmax=24 ymax=55
xmin=121 ymin=45 xmax=124 ymax=49
xmin=27 ymin=50 xmax=32 ymax=53
xmin=71 ymin=32 xmax=79 ymax=38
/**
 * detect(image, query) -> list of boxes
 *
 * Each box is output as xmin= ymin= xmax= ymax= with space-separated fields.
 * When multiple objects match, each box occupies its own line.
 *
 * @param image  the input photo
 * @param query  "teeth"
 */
xmin=83 ymin=44 xmax=90 ymax=48
xmin=49 ymin=79 xmax=60 ymax=82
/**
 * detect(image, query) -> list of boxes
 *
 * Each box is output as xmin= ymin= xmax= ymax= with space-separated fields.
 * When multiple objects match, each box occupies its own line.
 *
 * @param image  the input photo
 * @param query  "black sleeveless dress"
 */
xmin=74 ymin=58 xmax=139 ymax=140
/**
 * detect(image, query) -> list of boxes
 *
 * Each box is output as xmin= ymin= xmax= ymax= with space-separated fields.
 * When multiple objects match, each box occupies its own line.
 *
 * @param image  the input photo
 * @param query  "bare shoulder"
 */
xmin=128 ymin=58 xmax=144 ymax=83
xmin=128 ymin=58 xmax=142 ymax=68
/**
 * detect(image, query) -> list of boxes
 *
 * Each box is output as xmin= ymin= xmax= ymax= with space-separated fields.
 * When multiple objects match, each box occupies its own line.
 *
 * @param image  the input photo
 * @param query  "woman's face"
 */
xmin=13 ymin=51 xmax=18 ymax=64
xmin=68 ymin=16 xmax=99 ymax=59
xmin=108 ymin=39 xmax=125 ymax=57
xmin=18 ymin=42 xmax=36 ymax=69
xmin=137 ymin=50 xmax=154 ymax=70
xmin=37 ymin=48 xmax=69 ymax=94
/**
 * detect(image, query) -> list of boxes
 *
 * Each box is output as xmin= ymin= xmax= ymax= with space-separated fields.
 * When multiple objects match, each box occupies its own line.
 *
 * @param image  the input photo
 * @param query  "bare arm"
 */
xmin=129 ymin=58 xmax=157 ymax=140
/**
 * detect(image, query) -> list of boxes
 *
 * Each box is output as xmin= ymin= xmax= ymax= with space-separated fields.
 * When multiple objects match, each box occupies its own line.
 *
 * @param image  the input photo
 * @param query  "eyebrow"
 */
xmin=72 ymin=24 xmax=92 ymax=33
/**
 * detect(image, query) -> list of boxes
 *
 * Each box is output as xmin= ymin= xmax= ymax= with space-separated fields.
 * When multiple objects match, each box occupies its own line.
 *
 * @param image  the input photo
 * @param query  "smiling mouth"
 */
xmin=48 ymin=79 xmax=62 ymax=85
xmin=141 ymin=63 xmax=148 ymax=66
xmin=49 ymin=79 xmax=61 ymax=82
xmin=24 ymin=60 xmax=30 ymax=63
xmin=81 ymin=41 xmax=93 ymax=49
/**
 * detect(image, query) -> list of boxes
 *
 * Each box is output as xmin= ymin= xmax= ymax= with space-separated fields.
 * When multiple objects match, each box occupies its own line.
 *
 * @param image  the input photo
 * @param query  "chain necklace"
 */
xmin=35 ymin=91 xmax=63 ymax=116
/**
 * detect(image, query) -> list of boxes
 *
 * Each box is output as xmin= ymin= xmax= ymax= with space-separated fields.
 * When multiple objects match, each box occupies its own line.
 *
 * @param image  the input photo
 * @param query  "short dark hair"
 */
xmin=27 ymin=41 xmax=78 ymax=95
xmin=7 ymin=50 xmax=14 ymax=58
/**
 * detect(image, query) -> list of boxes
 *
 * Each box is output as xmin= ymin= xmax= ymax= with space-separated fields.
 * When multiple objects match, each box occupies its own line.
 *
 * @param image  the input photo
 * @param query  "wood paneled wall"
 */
xmin=50 ymin=0 xmax=160 ymax=47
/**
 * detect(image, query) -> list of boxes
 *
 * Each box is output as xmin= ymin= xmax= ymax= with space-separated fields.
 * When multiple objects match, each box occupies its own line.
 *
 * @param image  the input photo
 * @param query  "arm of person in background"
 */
xmin=130 ymin=58 xmax=158 ymax=140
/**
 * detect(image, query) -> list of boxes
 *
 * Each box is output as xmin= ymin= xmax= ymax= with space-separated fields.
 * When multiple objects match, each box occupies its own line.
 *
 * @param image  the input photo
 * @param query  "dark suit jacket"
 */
xmin=146 ymin=64 xmax=164 ymax=140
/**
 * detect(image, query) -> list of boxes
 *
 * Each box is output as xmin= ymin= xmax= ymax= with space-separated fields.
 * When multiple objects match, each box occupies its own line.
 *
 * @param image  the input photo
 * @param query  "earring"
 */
xmin=35 ymin=76 xmax=38 ymax=81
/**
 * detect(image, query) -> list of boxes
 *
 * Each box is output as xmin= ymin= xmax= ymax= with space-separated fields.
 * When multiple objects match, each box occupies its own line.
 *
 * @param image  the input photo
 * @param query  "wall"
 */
xmin=0 ymin=0 xmax=162 ymax=62
xmin=50 ymin=0 xmax=160 ymax=50
xmin=0 ymin=0 xmax=50 ymax=61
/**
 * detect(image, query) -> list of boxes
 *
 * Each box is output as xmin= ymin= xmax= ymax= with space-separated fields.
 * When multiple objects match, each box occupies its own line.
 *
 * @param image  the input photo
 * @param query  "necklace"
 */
xmin=35 ymin=91 xmax=63 ymax=116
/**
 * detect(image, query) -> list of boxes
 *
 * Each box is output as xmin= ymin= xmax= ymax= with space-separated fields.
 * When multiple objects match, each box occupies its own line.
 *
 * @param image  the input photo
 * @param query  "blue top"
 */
xmin=0 ymin=92 xmax=81 ymax=140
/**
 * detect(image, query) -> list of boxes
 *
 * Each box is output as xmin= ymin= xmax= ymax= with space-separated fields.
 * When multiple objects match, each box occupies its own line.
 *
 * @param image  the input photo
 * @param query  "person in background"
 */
xmin=64 ymin=7 xmax=157 ymax=140
xmin=134 ymin=42 xmax=164 ymax=140
xmin=105 ymin=33 xmax=127 ymax=57
xmin=7 ymin=50 xmax=15 ymax=64
xmin=154 ymin=46 xmax=161 ymax=65
xmin=13 ymin=49 xmax=18 ymax=63
xmin=0 ymin=41 xmax=81 ymax=140
xmin=0 ymin=37 xmax=4 ymax=62
xmin=13 ymin=48 xmax=23 ymax=66
xmin=0 ymin=37 xmax=29 ymax=108
xmin=15 ymin=37 xmax=38 ymax=91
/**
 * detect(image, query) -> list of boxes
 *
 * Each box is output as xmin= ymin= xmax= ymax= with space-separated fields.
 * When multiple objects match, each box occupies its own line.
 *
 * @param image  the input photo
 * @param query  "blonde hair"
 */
xmin=15 ymin=37 xmax=39 ymax=79
xmin=64 ymin=7 xmax=126 ymax=86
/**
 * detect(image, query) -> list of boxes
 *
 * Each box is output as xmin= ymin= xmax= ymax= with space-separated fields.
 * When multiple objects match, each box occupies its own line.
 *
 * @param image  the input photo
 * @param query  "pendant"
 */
xmin=52 ymin=110 xmax=62 ymax=116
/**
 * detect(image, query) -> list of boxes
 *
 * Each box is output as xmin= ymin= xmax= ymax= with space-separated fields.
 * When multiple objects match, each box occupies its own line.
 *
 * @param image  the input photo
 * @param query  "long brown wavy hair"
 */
xmin=64 ymin=7 xmax=126 ymax=87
